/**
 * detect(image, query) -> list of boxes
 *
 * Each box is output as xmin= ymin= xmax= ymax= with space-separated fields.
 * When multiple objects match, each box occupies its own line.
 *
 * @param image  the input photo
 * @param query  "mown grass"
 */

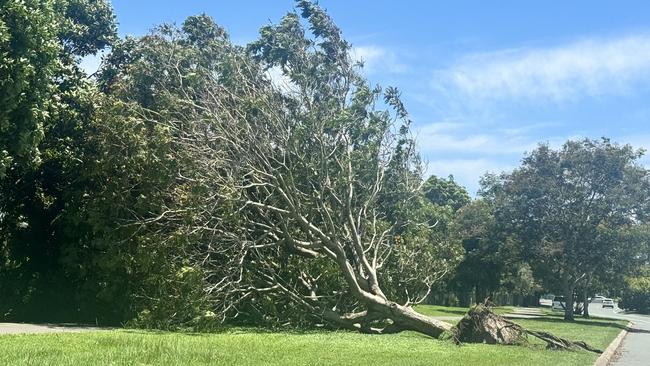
xmin=515 ymin=312 xmax=628 ymax=350
xmin=0 ymin=306 xmax=626 ymax=366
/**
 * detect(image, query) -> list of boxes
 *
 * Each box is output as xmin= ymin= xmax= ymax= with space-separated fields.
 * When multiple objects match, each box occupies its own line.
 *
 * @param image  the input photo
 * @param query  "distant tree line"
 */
xmin=1 ymin=0 xmax=648 ymax=332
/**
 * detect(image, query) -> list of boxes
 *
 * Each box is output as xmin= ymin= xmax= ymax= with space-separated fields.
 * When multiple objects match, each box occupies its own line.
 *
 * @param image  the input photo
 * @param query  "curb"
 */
xmin=593 ymin=321 xmax=631 ymax=366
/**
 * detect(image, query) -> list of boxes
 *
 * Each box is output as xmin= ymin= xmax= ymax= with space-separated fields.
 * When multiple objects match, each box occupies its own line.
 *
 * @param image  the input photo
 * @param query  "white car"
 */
xmin=552 ymin=296 xmax=566 ymax=311
xmin=602 ymin=298 xmax=614 ymax=308
xmin=591 ymin=295 xmax=605 ymax=303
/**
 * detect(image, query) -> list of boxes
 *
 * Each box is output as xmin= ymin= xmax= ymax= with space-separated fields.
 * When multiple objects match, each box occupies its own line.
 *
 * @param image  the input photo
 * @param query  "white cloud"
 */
xmin=435 ymin=34 xmax=650 ymax=102
xmin=416 ymin=121 xmax=538 ymax=155
xmin=351 ymin=45 xmax=408 ymax=75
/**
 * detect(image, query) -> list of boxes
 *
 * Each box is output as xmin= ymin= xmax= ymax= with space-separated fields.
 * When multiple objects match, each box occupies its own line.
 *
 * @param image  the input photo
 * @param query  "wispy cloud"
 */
xmin=351 ymin=45 xmax=408 ymax=75
xmin=416 ymin=121 xmax=573 ymax=194
xmin=416 ymin=121 xmax=540 ymax=155
xmin=434 ymin=34 xmax=650 ymax=102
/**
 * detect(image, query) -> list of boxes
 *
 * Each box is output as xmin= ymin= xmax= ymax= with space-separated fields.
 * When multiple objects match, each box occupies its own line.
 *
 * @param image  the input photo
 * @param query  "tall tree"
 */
xmin=450 ymin=200 xmax=503 ymax=305
xmin=0 ymin=0 xmax=116 ymax=321
xmin=70 ymin=14 xmax=235 ymax=327
xmin=485 ymin=139 xmax=650 ymax=320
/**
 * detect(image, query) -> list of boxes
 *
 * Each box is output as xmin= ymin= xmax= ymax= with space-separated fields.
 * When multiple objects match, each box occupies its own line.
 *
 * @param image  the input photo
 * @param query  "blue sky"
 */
xmin=92 ymin=0 xmax=650 ymax=194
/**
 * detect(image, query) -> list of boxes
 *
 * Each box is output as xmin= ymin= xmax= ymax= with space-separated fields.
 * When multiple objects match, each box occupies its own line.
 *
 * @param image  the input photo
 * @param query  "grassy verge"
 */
xmin=0 ymin=308 xmax=626 ymax=366
xmin=515 ymin=312 xmax=628 ymax=351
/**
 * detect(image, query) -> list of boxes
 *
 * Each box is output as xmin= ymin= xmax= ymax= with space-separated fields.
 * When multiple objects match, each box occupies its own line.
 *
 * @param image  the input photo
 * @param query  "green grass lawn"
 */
xmin=0 ymin=307 xmax=627 ymax=366
xmin=515 ymin=313 xmax=628 ymax=351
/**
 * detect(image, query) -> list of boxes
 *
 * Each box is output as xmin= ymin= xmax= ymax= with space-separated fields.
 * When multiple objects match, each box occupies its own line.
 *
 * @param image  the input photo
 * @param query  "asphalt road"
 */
xmin=588 ymin=303 xmax=650 ymax=366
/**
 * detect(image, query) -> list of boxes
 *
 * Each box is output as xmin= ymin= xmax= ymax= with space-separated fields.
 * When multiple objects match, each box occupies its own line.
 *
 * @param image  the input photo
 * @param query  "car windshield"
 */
xmin=554 ymin=297 xmax=565 ymax=302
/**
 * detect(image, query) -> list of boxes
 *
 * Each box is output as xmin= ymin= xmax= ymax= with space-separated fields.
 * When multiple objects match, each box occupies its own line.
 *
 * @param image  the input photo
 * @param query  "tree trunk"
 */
xmin=582 ymin=288 xmax=590 ymax=318
xmin=475 ymin=286 xmax=487 ymax=305
xmin=324 ymin=300 xmax=454 ymax=338
xmin=564 ymin=284 xmax=575 ymax=321
xmin=459 ymin=291 xmax=471 ymax=308
xmin=381 ymin=302 xmax=454 ymax=338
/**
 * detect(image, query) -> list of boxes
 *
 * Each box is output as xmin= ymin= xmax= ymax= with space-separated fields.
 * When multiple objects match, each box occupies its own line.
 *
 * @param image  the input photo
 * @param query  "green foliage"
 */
xmin=88 ymin=2 xmax=464 ymax=330
xmin=0 ymin=0 xmax=116 ymax=176
xmin=620 ymin=266 xmax=650 ymax=313
xmin=2 ymin=0 xmax=646 ymax=334
xmin=380 ymin=195 xmax=464 ymax=304
xmin=70 ymin=15 xmax=232 ymax=325
xmin=422 ymin=175 xmax=470 ymax=211
xmin=446 ymin=199 xmax=528 ymax=304
xmin=55 ymin=0 xmax=116 ymax=56
xmin=451 ymin=201 xmax=500 ymax=296
xmin=0 ymin=0 xmax=60 ymax=175
xmin=0 ymin=0 xmax=116 ymax=322
xmin=1 ymin=0 xmax=463 ymax=329
xmin=483 ymin=138 xmax=650 ymax=318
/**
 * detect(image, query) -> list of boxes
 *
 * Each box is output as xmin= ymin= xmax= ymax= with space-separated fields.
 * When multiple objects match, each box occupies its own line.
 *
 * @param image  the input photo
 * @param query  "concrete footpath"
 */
xmin=0 ymin=322 xmax=104 ymax=335
xmin=503 ymin=307 xmax=544 ymax=319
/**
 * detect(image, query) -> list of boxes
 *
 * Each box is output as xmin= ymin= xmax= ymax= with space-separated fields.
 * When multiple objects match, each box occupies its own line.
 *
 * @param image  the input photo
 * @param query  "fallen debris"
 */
xmin=454 ymin=303 xmax=602 ymax=354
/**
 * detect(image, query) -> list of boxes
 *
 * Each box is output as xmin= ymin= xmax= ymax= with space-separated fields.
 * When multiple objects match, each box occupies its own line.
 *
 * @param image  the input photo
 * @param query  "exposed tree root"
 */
xmin=454 ymin=303 xmax=602 ymax=354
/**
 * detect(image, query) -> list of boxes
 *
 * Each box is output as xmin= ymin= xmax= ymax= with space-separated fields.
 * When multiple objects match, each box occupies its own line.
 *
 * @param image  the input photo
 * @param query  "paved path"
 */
xmin=0 ymin=322 xmax=104 ymax=335
xmin=588 ymin=304 xmax=650 ymax=366
xmin=504 ymin=307 xmax=544 ymax=319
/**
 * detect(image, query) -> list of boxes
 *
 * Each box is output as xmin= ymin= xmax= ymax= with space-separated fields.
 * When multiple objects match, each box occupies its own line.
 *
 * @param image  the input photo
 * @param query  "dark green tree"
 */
xmin=485 ymin=138 xmax=650 ymax=320
xmin=449 ymin=200 xmax=503 ymax=305
xmin=422 ymin=174 xmax=470 ymax=211
xmin=0 ymin=0 xmax=116 ymax=321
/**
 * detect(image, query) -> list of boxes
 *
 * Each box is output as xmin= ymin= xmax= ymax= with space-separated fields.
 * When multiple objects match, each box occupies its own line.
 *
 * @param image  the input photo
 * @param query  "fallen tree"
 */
xmin=121 ymin=1 xmax=461 ymax=336
xmin=104 ymin=3 xmax=616 ymax=349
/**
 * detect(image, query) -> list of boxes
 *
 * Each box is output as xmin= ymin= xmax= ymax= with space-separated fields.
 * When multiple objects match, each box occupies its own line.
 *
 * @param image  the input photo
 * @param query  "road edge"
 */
xmin=593 ymin=321 xmax=631 ymax=366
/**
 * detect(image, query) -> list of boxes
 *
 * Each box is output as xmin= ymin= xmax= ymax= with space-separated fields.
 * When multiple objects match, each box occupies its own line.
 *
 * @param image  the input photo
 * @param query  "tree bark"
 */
xmin=459 ymin=291 xmax=471 ymax=308
xmin=323 ymin=301 xmax=454 ymax=338
xmin=564 ymin=282 xmax=575 ymax=321
xmin=380 ymin=302 xmax=454 ymax=338
xmin=322 ymin=253 xmax=455 ymax=338
xmin=582 ymin=288 xmax=590 ymax=318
